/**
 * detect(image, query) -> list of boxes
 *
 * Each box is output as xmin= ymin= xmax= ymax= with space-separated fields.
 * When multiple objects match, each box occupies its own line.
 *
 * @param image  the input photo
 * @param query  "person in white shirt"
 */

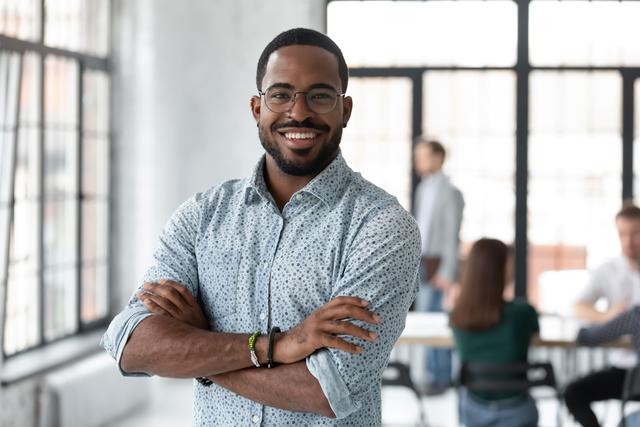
xmin=412 ymin=137 xmax=464 ymax=394
xmin=565 ymin=203 xmax=640 ymax=426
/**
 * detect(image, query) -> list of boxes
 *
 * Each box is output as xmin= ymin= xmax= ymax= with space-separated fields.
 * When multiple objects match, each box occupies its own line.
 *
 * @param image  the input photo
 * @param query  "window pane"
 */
xmin=43 ymin=267 xmax=77 ymax=341
xmin=43 ymin=200 xmax=78 ymax=341
xmin=3 ymin=200 xmax=40 ymax=355
xmin=0 ymin=0 xmax=41 ymax=41
xmin=81 ymin=200 xmax=107 ymax=261
xmin=44 ymin=0 xmax=110 ymax=56
xmin=81 ymin=261 xmax=107 ymax=324
xmin=423 ymin=71 xmax=516 ymax=248
xmin=83 ymin=71 xmax=109 ymax=197
xmin=3 ymin=271 xmax=39 ymax=355
xmin=43 ymin=200 xmax=78 ymax=268
xmin=44 ymin=56 xmax=78 ymax=198
xmin=14 ymin=53 xmax=41 ymax=203
xmin=339 ymin=77 xmax=412 ymax=210
xmin=0 ymin=52 xmax=20 ymax=206
xmin=530 ymin=1 xmax=640 ymax=66
xmin=83 ymin=70 xmax=109 ymax=134
xmin=530 ymin=71 xmax=621 ymax=308
xmin=328 ymin=1 xmax=516 ymax=67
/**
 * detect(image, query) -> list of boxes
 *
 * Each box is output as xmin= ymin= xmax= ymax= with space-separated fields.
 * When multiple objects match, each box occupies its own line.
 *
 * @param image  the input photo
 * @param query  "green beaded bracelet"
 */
xmin=249 ymin=331 xmax=261 ymax=368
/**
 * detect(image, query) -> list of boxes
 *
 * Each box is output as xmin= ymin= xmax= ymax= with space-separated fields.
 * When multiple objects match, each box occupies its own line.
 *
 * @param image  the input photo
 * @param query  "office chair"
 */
xmin=620 ymin=365 xmax=640 ymax=427
xmin=382 ymin=361 xmax=427 ymax=426
xmin=457 ymin=362 xmax=561 ymax=427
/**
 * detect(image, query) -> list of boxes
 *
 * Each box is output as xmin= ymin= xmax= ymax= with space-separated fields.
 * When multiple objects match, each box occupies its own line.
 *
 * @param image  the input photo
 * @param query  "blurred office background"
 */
xmin=1 ymin=0 xmax=640 ymax=426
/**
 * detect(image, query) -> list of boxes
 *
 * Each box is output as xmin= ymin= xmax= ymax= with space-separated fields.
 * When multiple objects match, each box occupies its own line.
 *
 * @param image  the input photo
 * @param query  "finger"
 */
xmin=323 ymin=320 xmax=378 ymax=342
xmin=140 ymin=292 xmax=182 ymax=318
xmin=140 ymin=295 xmax=170 ymax=316
xmin=157 ymin=280 xmax=199 ymax=307
xmin=320 ymin=333 xmax=363 ymax=354
xmin=144 ymin=282 xmax=189 ymax=309
xmin=320 ymin=304 xmax=380 ymax=325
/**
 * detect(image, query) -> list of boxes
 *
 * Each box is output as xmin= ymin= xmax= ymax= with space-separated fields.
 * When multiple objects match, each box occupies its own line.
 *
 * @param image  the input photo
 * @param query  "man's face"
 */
xmin=616 ymin=217 xmax=640 ymax=261
xmin=413 ymin=144 xmax=442 ymax=177
xmin=251 ymin=45 xmax=352 ymax=177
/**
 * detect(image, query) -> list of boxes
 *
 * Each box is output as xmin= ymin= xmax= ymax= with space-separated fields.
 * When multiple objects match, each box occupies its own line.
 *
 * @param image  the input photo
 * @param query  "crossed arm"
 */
xmin=120 ymin=280 xmax=380 ymax=418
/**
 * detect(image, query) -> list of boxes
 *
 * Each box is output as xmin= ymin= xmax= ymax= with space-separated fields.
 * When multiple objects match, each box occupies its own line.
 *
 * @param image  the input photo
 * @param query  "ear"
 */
xmin=342 ymin=96 xmax=353 ymax=127
xmin=250 ymin=95 xmax=261 ymax=123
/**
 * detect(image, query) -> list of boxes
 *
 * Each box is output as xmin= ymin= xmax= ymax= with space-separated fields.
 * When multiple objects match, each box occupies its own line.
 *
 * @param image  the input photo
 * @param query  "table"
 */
xmin=397 ymin=312 xmax=630 ymax=349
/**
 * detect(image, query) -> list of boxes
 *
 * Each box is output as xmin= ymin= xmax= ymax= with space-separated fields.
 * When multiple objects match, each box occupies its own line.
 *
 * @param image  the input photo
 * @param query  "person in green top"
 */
xmin=450 ymin=238 xmax=540 ymax=427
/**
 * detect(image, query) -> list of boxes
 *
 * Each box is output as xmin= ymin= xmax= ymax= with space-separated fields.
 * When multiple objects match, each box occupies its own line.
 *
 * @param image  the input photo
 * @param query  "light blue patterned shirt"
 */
xmin=101 ymin=152 xmax=420 ymax=426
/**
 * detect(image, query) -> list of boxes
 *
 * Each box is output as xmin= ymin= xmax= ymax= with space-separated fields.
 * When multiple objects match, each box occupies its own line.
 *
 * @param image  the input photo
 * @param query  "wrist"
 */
xmin=254 ymin=334 xmax=269 ymax=365
xmin=272 ymin=332 xmax=288 ymax=364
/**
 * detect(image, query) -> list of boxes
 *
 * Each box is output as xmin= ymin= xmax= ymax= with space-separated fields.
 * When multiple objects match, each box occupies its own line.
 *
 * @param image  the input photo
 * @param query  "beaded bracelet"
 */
xmin=249 ymin=331 xmax=262 ymax=368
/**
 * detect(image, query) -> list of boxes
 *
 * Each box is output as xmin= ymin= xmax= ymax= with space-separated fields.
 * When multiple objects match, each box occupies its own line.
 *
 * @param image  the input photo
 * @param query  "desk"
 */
xmin=398 ymin=312 xmax=630 ymax=349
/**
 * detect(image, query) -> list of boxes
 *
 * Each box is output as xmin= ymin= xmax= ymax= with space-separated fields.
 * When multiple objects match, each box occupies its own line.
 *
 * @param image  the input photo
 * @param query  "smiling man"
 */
xmin=101 ymin=28 xmax=420 ymax=426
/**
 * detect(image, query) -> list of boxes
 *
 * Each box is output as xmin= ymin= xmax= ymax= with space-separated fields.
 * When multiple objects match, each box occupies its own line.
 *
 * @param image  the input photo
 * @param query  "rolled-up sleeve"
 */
xmin=101 ymin=195 xmax=202 ymax=375
xmin=307 ymin=201 xmax=421 ymax=418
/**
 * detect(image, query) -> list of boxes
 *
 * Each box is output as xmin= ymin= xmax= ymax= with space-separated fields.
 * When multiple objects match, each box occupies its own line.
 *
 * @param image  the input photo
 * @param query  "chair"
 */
xmin=457 ymin=362 xmax=561 ymax=427
xmin=382 ymin=361 xmax=427 ymax=426
xmin=620 ymin=365 xmax=640 ymax=427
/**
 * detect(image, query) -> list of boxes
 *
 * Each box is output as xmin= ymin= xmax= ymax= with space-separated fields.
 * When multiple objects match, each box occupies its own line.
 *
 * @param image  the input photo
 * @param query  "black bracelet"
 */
xmin=196 ymin=377 xmax=213 ymax=387
xmin=267 ymin=326 xmax=281 ymax=369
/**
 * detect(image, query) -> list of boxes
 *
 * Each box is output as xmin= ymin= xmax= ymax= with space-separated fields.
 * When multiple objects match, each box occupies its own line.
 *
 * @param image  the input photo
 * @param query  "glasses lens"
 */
xmin=264 ymin=87 xmax=294 ymax=112
xmin=306 ymin=89 xmax=338 ymax=113
xmin=264 ymin=87 xmax=340 ymax=114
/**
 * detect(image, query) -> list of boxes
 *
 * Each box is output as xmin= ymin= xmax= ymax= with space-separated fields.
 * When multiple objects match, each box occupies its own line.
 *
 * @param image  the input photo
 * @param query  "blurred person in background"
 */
xmin=564 ymin=305 xmax=640 ymax=427
xmin=101 ymin=28 xmax=420 ymax=426
xmin=566 ymin=203 xmax=640 ymax=426
xmin=451 ymin=238 xmax=540 ymax=427
xmin=413 ymin=137 xmax=464 ymax=394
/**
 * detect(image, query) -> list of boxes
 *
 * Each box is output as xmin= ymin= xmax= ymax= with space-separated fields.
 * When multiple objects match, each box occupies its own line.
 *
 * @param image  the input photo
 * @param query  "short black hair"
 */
xmin=256 ymin=28 xmax=349 ymax=93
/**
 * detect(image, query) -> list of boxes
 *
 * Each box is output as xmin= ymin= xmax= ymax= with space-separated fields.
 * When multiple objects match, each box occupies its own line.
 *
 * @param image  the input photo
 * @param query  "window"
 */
xmin=1 ymin=0 xmax=110 ymax=357
xmin=328 ymin=0 xmax=640 ymax=306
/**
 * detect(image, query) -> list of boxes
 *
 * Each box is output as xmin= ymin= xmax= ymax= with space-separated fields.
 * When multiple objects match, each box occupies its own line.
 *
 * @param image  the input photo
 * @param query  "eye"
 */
xmin=268 ymin=90 xmax=292 ymax=101
xmin=309 ymin=91 xmax=335 ymax=103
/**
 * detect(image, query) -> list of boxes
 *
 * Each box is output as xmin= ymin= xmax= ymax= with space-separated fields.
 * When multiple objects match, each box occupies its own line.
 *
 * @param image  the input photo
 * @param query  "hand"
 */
xmin=273 ymin=296 xmax=380 ymax=365
xmin=137 ymin=280 xmax=209 ymax=330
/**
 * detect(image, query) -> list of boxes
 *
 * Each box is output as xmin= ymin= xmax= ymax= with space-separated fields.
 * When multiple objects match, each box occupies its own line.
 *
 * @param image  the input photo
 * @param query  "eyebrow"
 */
xmin=265 ymin=82 xmax=340 ymax=92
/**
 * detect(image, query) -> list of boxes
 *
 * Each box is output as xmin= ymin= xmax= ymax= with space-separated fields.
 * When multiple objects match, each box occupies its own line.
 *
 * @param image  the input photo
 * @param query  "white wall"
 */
xmin=111 ymin=0 xmax=326 ymax=305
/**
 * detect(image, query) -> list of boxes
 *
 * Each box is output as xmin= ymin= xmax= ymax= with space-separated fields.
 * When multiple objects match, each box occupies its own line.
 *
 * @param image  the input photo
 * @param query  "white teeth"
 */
xmin=284 ymin=132 xmax=316 ymax=139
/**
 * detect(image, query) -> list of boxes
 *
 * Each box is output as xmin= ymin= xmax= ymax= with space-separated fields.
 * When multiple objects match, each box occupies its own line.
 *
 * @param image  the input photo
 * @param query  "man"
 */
xmin=412 ymin=138 xmax=464 ymax=393
xmin=565 ymin=203 xmax=640 ymax=426
xmin=101 ymin=28 xmax=420 ymax=426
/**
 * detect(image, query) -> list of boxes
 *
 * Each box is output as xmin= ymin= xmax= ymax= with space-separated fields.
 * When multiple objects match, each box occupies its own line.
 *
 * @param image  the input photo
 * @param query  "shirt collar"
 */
xmin=243 ymin=151 xmax=352 ymax=207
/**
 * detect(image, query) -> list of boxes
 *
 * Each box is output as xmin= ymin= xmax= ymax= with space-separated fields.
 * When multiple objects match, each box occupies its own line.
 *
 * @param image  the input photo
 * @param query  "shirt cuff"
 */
xmin=306 ymin=349 xmax=361 ymax=419
xmin=100 ymin=305 xmax=153 ymax=377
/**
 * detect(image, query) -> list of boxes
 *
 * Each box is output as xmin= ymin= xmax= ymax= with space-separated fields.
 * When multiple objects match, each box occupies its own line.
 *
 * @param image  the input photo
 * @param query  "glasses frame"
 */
xmin=258 ymin=87 xmax=346 ymax=114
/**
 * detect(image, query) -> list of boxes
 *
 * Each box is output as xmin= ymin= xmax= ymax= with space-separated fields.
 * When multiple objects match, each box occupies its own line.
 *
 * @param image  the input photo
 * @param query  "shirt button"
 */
xmin=259 ymin=312 xmax=266 ymax=320
xmin=252 ymin=415 xmax=260 ymax=423
xmin=296 ymin=194 xmax=302 ymax=201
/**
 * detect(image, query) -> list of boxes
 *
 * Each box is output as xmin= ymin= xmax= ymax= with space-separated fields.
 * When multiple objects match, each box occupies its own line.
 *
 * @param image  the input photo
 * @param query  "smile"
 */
xmin=283 ymin=132 xmax=318 ymax=140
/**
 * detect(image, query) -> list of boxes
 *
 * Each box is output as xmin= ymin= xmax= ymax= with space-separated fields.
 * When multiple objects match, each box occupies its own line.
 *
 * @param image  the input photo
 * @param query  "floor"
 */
xmin=105 ymin=377 xmax=636 ymax=426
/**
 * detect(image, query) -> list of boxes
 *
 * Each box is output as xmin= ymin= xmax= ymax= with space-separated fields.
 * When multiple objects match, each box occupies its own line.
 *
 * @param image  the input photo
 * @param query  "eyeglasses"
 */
xmin=259 ymin=86 xmax=345 ymax=114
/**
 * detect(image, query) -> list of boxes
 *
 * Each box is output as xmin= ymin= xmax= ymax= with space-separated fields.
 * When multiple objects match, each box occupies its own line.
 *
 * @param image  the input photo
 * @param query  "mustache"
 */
xmin=272 ymin=119 xmax=330 ymax=132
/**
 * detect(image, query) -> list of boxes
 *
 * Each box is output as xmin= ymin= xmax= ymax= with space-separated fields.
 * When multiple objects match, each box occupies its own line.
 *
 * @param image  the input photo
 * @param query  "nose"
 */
xmin=288 ymin=93 xmax=315 ymax=122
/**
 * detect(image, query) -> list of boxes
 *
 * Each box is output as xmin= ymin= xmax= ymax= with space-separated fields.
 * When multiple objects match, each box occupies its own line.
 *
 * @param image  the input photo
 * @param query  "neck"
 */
xmin=263 ymin=156 xmax=314 ymax=211
xmin=626 ymin=255 xmax=640 ymax=270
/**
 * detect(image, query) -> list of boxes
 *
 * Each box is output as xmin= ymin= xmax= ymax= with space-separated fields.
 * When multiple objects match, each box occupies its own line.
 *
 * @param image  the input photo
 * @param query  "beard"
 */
xmin=258 ymin=119 xmax=342 ymax=177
